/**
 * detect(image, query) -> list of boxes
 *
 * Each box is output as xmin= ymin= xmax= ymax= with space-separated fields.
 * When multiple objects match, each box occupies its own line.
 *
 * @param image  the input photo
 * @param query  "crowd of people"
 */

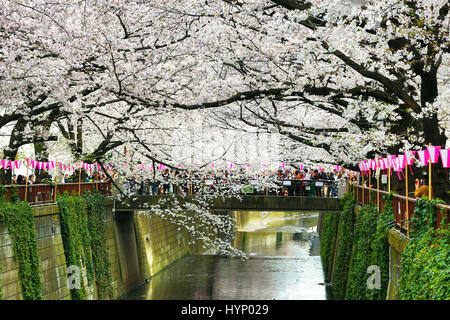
xmin=11 ymin=169 xmax=110 ymax=185
xmin=7 ymin=165 xmax=348 ymax=199
xmin=119 ymin=166 xmax=348 ymax=198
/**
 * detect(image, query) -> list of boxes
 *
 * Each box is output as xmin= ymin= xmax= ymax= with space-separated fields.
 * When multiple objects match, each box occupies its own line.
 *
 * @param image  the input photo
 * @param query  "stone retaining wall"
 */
xmin=0 ymin=201 xmax=201 ymax=300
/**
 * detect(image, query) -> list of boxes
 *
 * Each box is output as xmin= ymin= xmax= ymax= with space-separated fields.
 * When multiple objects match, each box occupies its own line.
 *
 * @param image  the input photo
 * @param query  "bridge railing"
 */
xmin=1 ymin=181 xmax=112 ymax=205
xmin=1 ymin=177 xmax=344 ymax=205
xmin=125 ymin=178 xmax=344 ymax=198
xmin=266 ymin=179 xmax=343 ymax=197
xmin=353 ymin=184 xmax=449 ymax=235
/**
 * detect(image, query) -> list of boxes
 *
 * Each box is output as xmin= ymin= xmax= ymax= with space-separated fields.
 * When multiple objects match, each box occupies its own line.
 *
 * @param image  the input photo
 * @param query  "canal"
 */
xmin=121 ymin=211 xmax=325 ymax=300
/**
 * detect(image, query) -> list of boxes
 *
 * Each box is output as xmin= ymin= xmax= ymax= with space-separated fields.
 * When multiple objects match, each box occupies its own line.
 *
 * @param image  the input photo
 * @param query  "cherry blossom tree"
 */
xmin=0 ymin=0 xmax=448 ymax=196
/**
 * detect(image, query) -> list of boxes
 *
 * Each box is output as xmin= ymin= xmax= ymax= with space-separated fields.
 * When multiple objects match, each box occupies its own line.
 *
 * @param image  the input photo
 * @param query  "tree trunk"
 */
xmin=0 ymin=118 xmax=27 ymax=185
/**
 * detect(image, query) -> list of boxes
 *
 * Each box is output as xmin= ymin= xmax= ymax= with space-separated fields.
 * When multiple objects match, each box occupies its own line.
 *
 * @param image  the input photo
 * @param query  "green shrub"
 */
xmin=399 ymin=196 xmax=449 ymax=300
xmin=365 ymin=194 xmax=394 ymax=300
xmin=399 ymin=228 xmax=449 ymax=299
xmin=57 ymin=192 xmax=113 ymax=300
xmin=57 ymin=193 xmax=91 ymax=300
xmin=334 ymin=194 xmax=446 ymax=300
xmin=0 ymin=199 xmax=42 ymax=299
xmin=320 ymin=212 xmax=340 ymax=283
xmin=410 ymin=197 xmax=446 ymax=238
xmin=345 ymin=204 xmax=378 ymax=300
xmin=331 ymin=194 xmax=356 ymax=299
xmin=83 ymin=192 xmax=113 ymax=299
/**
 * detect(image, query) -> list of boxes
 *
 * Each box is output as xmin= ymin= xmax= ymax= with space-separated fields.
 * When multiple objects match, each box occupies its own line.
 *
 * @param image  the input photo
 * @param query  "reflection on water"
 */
xmin=121 ymin=211 xmax=325 ymax=300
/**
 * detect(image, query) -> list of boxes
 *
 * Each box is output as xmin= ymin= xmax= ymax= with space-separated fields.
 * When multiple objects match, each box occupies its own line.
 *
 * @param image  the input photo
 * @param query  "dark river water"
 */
xmin=121 ymin=211 xmax=325 ymax=300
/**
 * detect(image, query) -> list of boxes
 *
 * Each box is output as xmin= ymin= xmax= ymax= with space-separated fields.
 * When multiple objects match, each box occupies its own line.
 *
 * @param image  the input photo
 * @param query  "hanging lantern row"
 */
xmin=359 ymin=146 xmax=449 ymax=173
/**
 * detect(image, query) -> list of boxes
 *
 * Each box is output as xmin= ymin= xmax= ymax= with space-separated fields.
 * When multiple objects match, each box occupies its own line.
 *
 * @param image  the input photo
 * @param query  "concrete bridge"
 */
xmin=113 ymin=195 xmax=343 ymax=212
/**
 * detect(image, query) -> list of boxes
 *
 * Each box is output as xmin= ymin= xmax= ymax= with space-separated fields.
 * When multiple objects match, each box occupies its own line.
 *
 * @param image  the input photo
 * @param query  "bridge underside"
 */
xmin=113 ymin=195 xmax=342 ymax=212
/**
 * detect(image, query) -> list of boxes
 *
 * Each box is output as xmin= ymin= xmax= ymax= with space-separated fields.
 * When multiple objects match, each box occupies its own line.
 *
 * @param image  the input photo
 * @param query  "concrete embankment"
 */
xmin=0 ymin=199 xmax=202 ymax=300
xmin=318 ymin=206 xmax=410 ymax=300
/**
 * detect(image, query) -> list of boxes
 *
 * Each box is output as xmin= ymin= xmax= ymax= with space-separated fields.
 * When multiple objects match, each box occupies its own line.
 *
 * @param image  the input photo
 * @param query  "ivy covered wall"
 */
xmin=331 ymin=193 xmax=356 ymax=300
xmin=0 ymin=189 xmax=113 ymax=300
xmin=0 ymin=186 xmax=42 ymax=300
xmin=398 ymin=197 xmax=449 ymax=299
xmin=0 ymin=189 xmax=201 ymax=300
xmin=320 ymin=192 xmax=448 ymax=300
xmin=57 ymin=192 xmax=113 ymax=300
xmin=319 ymin=211 xmax=340 ymax=286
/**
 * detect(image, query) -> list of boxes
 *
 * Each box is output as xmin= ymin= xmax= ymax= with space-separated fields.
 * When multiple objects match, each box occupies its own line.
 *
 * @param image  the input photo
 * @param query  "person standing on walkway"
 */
xmin=313 ymin=169 xmax=322 ymax=197
xmin=162 ymin=169 xmax=170 ymax=194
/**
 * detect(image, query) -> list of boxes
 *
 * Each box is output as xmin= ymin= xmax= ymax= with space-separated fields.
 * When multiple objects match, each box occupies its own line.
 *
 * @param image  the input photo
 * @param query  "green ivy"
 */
xmin=324 ymin=192 xmax=447 ymax=300
xmin=398 ymin=228 xmax=449 ymax=299
xmin=57 ymin=193 xmax=91 ymax=300
xmin=365 ymin=194 xmax=394 ymax=300
xmin=83 ymin=192 xmax=113 ymax=299
xmin=331 ymin=193 xmax=356 ymax=300
xmin=369 ymin=190 xmax=375 ymax=205
xmin=0 ymin=190 xmax=42 ymax=300
xmin=398 ymin=196 xmax=449 ymax=300
xmin=57 ymin=192 xmax=113 ymax=300
xmin=10 ymin=185 xmax=19 ymax=203
xmin=345 ymin=204 xmax=378 ymax=300
xmin=409 ymin=197 xmax=446 ymax=238
xmin=320 ymin=211 xmax=340 ymax=284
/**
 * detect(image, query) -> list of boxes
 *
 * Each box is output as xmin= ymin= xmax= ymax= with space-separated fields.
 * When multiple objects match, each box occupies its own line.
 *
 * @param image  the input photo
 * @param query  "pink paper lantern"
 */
xmin=363 ymin=161 xmax=369 ymax=171
xmin=282 ymin=162 xmax=286 ymax=169
xmin=392 ymin=158 xmax=400 ymax=171
xmin=371 ymin=159 xmax=377 ymax=170
xmin=378 ymin=159 xmax=385 ymax=170
xmin=440 ymin=149 xmax=450 ymax=168
xmin=387 ymin=155 xmax=397 ymax=168
xmin=335 ymin=165 xmax=340 ymax=171
xmin=417 ymin=150 xmax=429 ymax=166
xmin=14 ymin=160 xmax=21 ymax=169
xmin=299 ymin=164 xmax=304 ymax=170
xmin=427 ymin=145 xmax=441 ymax=164
xmin=382 ymin=158 xmax=390 ymax=169
xmin=404 ymin=151 xmax=416 ymax=166
xmin=397 ymin=154 xmax=406 ymax=170
xmin=1 ymin=160 xmax=9 ymax=169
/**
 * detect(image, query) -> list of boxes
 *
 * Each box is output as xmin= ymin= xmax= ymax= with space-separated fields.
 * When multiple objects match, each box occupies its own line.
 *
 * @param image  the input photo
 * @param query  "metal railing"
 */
xmin=1 ymin=178 xmax=343 ymax=205
xmin=124 ymin=178 xmax=342 ymax=198
xmin=2 ymin=181 xmax=112 ymax=205
xmin=353 ymin=184 xmax=449 ymax=234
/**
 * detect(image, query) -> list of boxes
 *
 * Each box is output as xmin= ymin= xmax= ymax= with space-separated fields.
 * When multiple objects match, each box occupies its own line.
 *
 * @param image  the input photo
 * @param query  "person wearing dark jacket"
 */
xmin=313 ymin=169 xmax=323 ymax=197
